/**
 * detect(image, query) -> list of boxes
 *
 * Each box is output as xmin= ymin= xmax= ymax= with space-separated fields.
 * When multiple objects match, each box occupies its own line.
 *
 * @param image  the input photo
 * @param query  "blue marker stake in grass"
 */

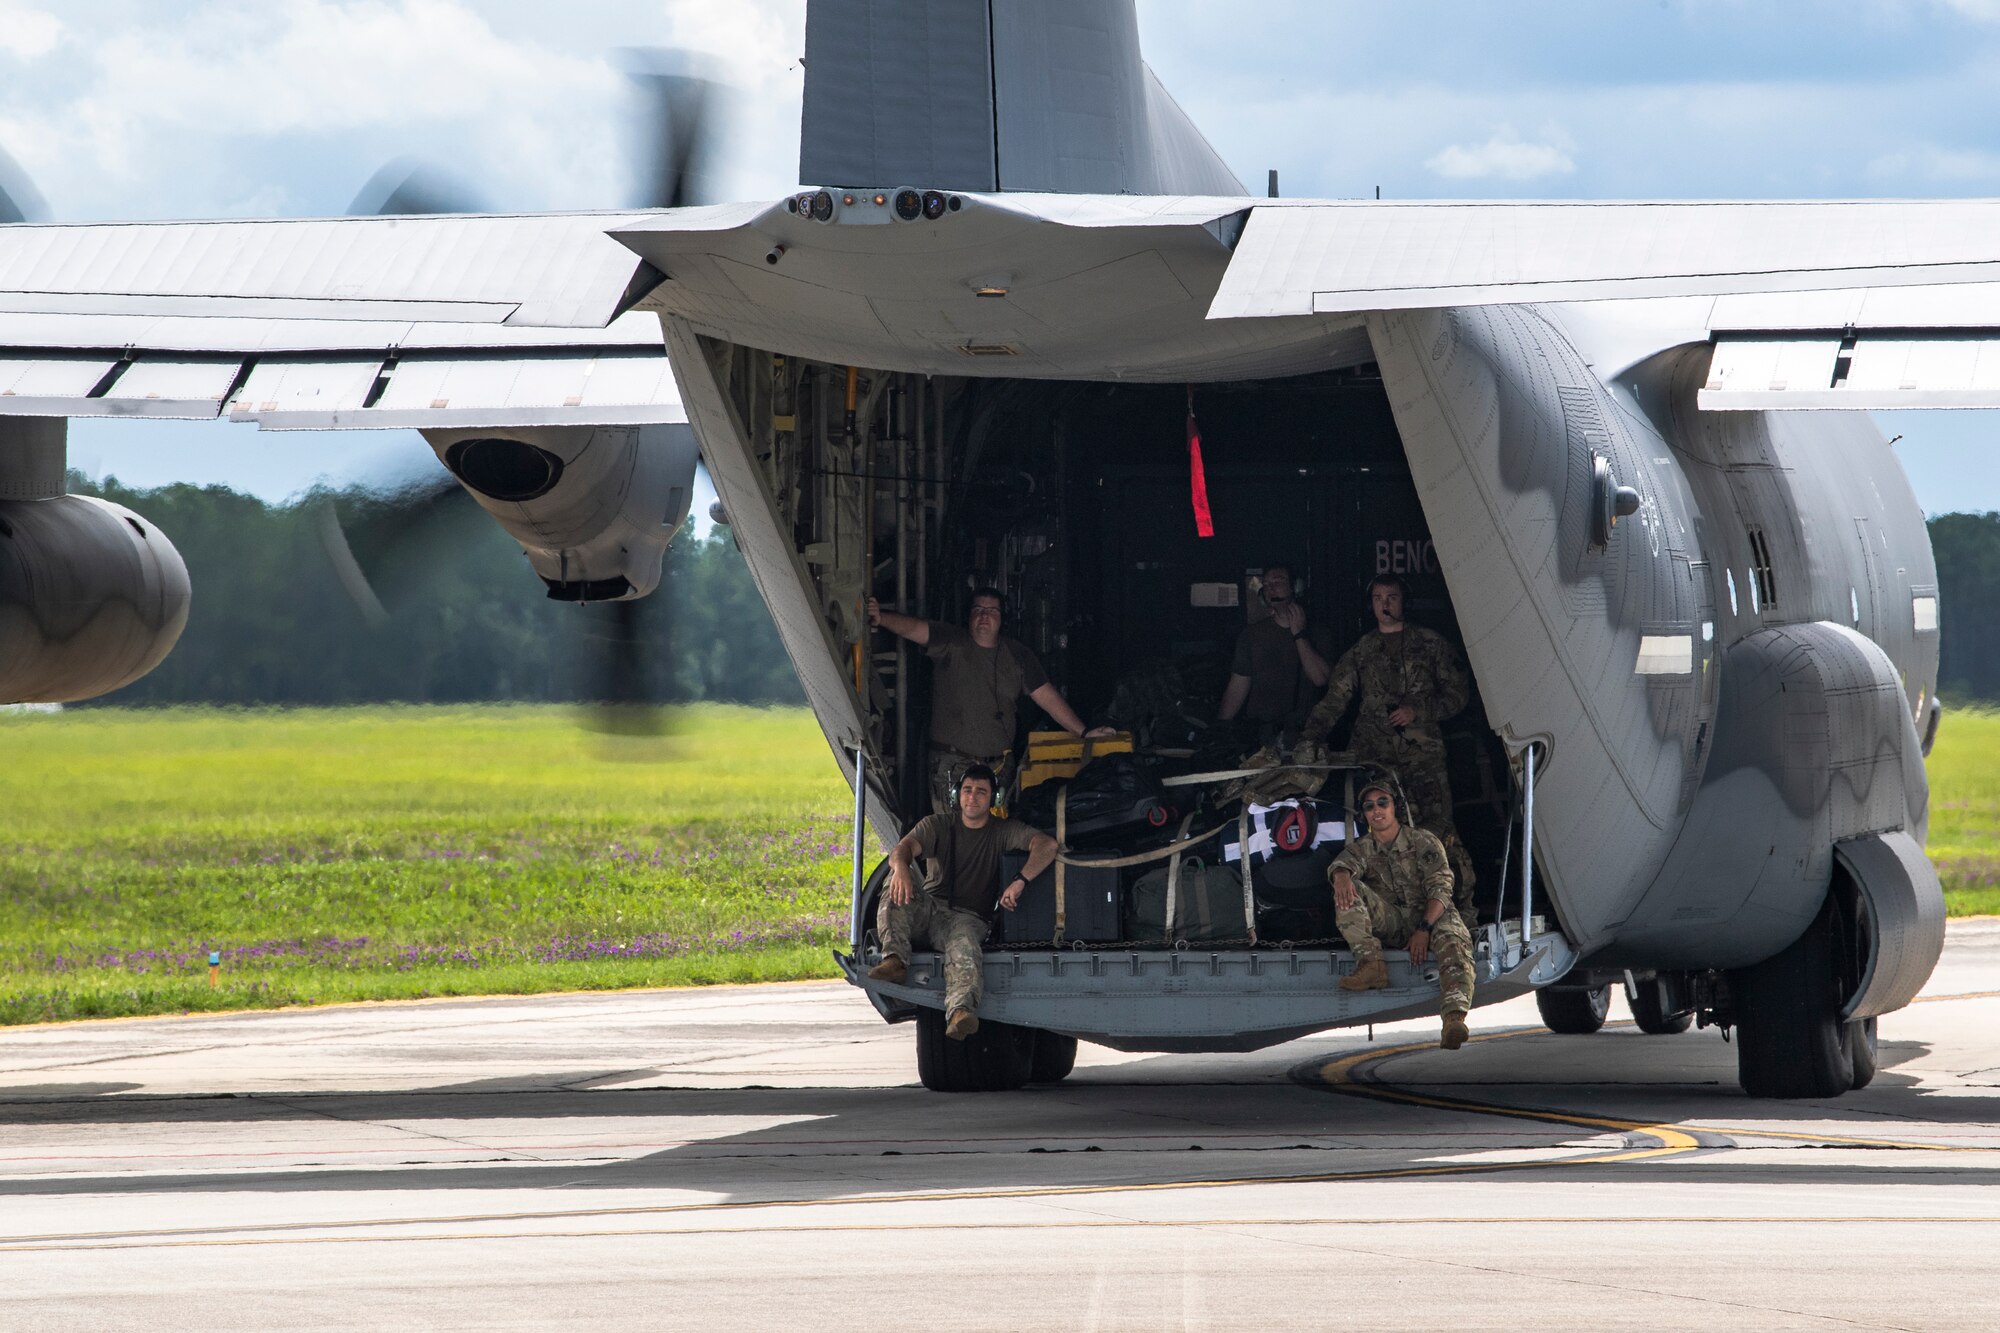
xmin=208 ymin=951 xmax=221 ymax=989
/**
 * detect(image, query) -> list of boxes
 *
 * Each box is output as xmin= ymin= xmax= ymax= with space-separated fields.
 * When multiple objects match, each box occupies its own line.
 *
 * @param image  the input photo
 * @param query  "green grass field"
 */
xmin=0 ymin=706 xmax=855 ymax=1024
xmin=3 ymin=702 xmax=1997 ymax=1026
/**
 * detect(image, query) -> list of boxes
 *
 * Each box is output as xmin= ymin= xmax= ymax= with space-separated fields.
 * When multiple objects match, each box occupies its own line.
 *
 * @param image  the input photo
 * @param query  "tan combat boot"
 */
xmin=866 ymin=955 xmax=907 ymax=985
xmin=1440 ymin=1010 xmax=1469 ymax=1050
xmin=946 ymin=1007 xmax=980 ymax=1040
xmin=1340 ymin=957 xmax=1390 ymax=992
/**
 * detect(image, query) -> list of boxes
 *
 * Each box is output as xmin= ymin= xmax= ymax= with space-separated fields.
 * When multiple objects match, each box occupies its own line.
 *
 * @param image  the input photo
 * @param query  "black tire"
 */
xmin=1536 ymin=984 xmax=1612 ymax=1034
xmin=1732 ymin=897 xmax=1854 ymax=1099
xmin=1847 ymin=1016 xmax=1879 ymax=1090
xmin=1029 ymin=1031 xmax=1078 ymax=1084
xmin=914 ymin=1008 xmax=1034 ymax=1092
xmin=1629 ymin=980 xmax=1694 ymax=1035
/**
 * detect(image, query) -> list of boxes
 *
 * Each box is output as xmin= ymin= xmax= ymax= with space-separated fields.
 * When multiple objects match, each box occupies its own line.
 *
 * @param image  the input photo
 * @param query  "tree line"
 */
xmin=61 ymin=478 xmax=2000 ymax=708
xmin=72 ymin=474 xmax=803 ymax=707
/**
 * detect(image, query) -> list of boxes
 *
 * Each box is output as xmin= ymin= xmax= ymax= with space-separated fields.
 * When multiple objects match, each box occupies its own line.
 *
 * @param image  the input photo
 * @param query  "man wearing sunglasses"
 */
xmin=1331 ymin=773 xmax=1474 ymax=1050
xmin=870 ymin=587 xmax=1112 ymax=814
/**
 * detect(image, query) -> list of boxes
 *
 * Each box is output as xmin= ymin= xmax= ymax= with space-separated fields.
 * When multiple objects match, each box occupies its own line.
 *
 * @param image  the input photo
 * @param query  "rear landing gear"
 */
xmin=1730 ymin=895 xmax=1854 ymax=1099
xmin=914 ymin=1008 xmax=1034 ymax=1092
xmin=1030 ymin=1031 xmax=1079 ymax=1084
xmin=1847 ymin=1016 xmax=1879 ymax=1090
xmin=1536 ymin=984 xmax=1612 ymax=1034
xmin=1628 ymin=977 xmax=1695 ymax=1035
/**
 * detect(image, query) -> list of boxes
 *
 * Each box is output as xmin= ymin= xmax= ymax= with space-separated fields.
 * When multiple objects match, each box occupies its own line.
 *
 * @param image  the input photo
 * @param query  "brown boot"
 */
xmin=1440 ymin=1010 xmax=1469 ymax=1050
xmin=1340 ymin=957 xmax=1389 ymax=992
xmin=866 ymin=955 xmax=907 ymax=985
xmin=946 ymin=1007 xmax=980 ymax=1040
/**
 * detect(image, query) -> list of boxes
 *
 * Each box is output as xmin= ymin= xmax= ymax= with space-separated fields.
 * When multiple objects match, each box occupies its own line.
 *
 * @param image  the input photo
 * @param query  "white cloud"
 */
xmin=0 ymin=1 xmax=60 ymax=59
xmin=1426 ymin=128 xmax=1576 ymax=182
xmin=1867 ymin=143 xmax=2000 ymax=183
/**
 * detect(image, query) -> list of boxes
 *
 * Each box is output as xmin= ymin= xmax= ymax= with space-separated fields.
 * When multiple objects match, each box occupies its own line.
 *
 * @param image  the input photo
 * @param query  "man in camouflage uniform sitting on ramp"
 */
xmin=1300 ymin=571 xmax=1478 ymax=932
xmin=1331 ymin=769 xmax=1474 ymax=1051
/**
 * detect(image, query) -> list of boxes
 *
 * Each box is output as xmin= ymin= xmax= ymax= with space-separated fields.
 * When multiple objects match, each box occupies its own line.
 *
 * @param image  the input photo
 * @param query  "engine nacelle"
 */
xmin=420 ymin=424 xmax=699 ymax=600
xmin=0 ymin=494 xmax=192 ymax=703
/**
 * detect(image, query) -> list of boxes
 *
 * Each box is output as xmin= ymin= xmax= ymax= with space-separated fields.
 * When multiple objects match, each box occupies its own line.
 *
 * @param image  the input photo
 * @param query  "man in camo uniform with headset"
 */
xmin=1299 ymin=570 xmax=1479 ymax=931
xmin=1331 ymin=767 xmax=1474 ymax=1051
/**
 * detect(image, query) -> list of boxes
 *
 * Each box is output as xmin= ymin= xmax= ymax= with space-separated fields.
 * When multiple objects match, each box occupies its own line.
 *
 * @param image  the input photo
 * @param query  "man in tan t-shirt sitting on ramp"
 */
xmin=869 ymin=587 xmax=1112 ymax=813
xmin=868 ymin=763 xmax=1059 ymax=1039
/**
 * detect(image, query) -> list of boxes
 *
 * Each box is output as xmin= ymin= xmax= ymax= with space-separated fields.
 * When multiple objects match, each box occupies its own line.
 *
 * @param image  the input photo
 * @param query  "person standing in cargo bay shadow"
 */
xmin=869 ymin=588 xmax=1113 ymax=814
xmin=1216 ymin=562 xmax=1336 ymax=732
xmin=1299 ymin=571 xmax=1478 ymax=928
xmin=867 ymin=764 xmax=1058 ymax=1040
xmin=1331 ymin=771 xmax=1474 ymax=1050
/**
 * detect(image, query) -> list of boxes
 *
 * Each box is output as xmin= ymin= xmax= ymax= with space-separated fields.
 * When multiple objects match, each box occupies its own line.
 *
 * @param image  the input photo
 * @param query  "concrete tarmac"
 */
xmin=4 ymin=924 xmax=2000 ymax=1331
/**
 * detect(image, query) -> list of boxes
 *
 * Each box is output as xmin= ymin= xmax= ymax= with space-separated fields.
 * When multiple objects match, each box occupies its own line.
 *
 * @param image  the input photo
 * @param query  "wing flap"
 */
xmin=1210 ymin=201 xmax=2000 ymax=319
xmin=1701 ymin=332 xmax=2000 ymax=409
xmin=0 ymin=212 xmax=667 ymax=329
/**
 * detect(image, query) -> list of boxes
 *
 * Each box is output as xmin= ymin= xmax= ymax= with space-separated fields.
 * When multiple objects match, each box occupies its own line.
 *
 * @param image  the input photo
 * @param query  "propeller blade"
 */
xmin=576 ymin=593 xmax=677 ymax=736
xmin=618 ymin=48 xmax=720 ymax=210
xmin=317 ymin=474 xmax=488 ymax=622
xmin=347 ymin=157 xmax=492 ymax=217
xmin=0 ymin=145 xmax=48 ymax=225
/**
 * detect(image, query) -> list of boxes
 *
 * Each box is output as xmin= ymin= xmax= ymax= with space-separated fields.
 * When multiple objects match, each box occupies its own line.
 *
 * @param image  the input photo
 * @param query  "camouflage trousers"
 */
xmin=877 ymin=889 xmax=988 ymax=1015
xmin=927 ymin=750 xmax=1016 ymax=817
xmin=1365 ymin=753 xmax=1479 ymax=933
xmin=1334 ymin=881 xmax=1475 ymax=1014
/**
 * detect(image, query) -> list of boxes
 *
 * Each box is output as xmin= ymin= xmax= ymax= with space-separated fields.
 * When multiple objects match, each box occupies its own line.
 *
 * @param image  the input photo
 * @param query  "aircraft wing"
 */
xmin=1207 ymin=199 xmax=2000 ymax=318
xmin=0 ymin=207 xmax=758 ymax=429
xmin=1200 ymin=198 xmax=2000 ymax=410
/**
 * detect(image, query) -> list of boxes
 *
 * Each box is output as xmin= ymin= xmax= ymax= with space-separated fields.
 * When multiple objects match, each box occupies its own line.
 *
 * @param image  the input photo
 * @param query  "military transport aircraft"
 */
xmin=0 ymin=0 xmax=1975 ymax=1097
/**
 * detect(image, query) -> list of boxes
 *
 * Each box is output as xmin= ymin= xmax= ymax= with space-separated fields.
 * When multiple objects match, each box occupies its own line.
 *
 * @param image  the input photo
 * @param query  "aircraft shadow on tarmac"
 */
xmin=3 ymin=1033 xmax=1995 ymax=1206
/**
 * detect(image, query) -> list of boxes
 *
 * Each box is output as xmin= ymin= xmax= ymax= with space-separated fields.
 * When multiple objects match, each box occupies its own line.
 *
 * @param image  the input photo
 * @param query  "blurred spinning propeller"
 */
xmin=0 ymin=145 xmax=48 ymax=224
xmin=321 ymin=48 xmax=723 ymax=733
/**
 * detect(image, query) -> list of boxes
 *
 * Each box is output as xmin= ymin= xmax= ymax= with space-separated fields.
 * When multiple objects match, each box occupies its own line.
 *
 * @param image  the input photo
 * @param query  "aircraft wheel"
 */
xmin=1847 ymin=1016 xmax=1880 ymax=1090
xmin=1731 ymin=898 xmax=1854 ymax=1099
xmin=914 ymin=1008 xmax=1034 ymax=1092
xmin=1029 ymin=1031 xmax=1078 ymax=1083
xmin=1628 ymin=979 xmax=1694 ymax=1035
xmin=1536 ymin=984 xmax=1612 ymax=1034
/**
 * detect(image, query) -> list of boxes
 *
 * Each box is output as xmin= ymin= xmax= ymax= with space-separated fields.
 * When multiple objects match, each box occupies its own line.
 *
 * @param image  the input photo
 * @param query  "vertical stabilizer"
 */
xmin=800 ymin=0 xmax=1244 ymax=196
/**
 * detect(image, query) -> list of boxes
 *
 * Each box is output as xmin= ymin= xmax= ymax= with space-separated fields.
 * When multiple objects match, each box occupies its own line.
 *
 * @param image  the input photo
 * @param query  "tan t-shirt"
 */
xmin=911 ymin=812 xmax=1043 ymax=920
xmin=924 ymin=622 xmax=1050 ymax=757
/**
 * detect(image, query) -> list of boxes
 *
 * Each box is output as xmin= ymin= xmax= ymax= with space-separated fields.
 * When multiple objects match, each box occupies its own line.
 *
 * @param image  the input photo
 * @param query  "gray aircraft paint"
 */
xmin=0 ymin=0 xmax=1959 ymax=1046
xmin=800 ymin=0 xmax=1243 ymax=198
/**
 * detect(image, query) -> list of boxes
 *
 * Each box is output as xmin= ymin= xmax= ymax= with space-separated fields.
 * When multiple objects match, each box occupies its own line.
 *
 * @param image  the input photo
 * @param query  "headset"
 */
xmin=1349 ymin=763 xmax=1416 ymax=830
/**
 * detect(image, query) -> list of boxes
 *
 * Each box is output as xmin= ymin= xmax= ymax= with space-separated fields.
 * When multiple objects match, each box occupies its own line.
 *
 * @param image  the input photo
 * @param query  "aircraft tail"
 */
xmin=799 ymin=0 xmax=1244 ymax=196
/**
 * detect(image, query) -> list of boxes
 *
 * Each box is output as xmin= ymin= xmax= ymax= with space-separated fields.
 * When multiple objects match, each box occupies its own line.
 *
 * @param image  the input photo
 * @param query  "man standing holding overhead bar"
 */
xmin=870 ymin=588 xmax=1112 ymax=814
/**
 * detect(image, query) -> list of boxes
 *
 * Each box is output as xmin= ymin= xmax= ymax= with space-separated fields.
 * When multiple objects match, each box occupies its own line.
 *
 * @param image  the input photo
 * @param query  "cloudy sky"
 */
xmin=3 ymin=0 xmax=1998 ymax=510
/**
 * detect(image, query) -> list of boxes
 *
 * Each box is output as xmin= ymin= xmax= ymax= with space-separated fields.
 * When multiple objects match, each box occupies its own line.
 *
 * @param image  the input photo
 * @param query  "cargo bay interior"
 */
xmin=704 ymin=339 xmax=1532 ymax=942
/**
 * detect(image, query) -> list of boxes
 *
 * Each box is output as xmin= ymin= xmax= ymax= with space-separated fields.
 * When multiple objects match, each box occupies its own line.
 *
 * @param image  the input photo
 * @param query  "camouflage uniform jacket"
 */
xmin=1331 ymin=825 xmax=1455 ymax=914
xmin=1301 ymin=625 xmax=1468 ymax=762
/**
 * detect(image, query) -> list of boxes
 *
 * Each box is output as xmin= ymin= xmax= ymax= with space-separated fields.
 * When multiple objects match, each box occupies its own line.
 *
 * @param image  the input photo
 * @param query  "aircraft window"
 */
xmin=1913 ymin=594 xmax=1939 ymax=633
xmin=1745 ymin=526 xmax=1778 ymax=609
xmin=1850 ymin=587 xmax=1861 ymax=626
xmin=1726 ymin=568 xmax=1739 ymax=616
xmin=1746 ymin=567 xmax=1760 ymax=615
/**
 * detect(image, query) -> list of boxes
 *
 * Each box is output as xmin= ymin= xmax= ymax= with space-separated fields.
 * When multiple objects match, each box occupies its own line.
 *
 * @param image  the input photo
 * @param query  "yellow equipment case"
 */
xmin=1016 ymin=730 xmax=1135 ymax=792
